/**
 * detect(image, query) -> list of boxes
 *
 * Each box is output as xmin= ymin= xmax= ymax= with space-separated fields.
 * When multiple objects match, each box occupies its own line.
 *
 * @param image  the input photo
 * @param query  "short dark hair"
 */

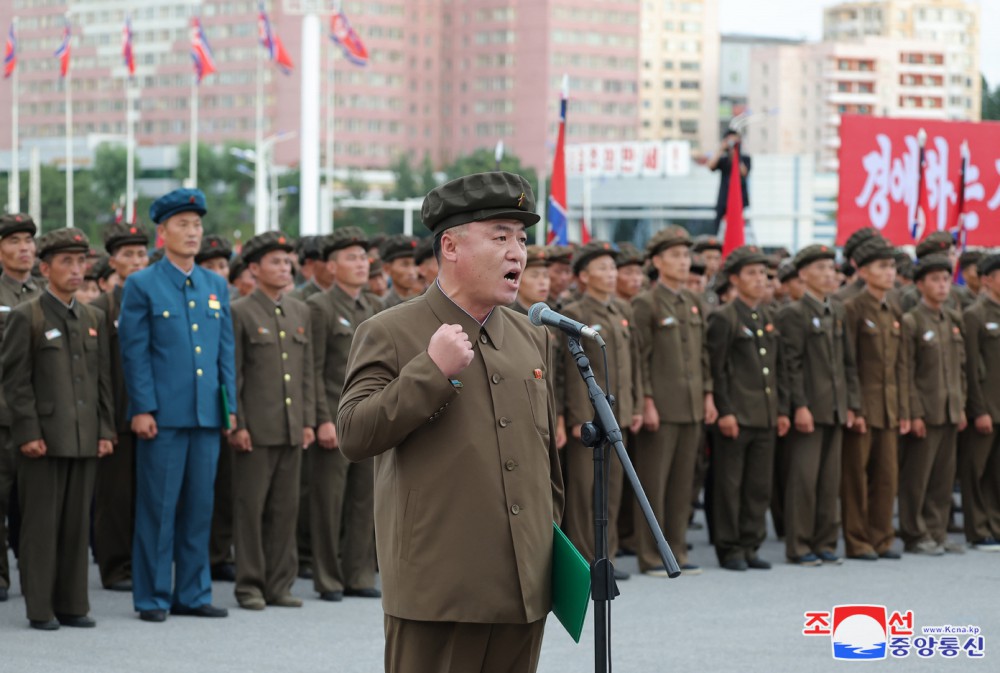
xmin=433 ymin=232 xmax=443 ymax=263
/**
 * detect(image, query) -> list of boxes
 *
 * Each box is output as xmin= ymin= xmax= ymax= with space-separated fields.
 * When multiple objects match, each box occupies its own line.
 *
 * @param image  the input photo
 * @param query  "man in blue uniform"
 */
xmin=118 ymin=188 xmax=236 ymax=622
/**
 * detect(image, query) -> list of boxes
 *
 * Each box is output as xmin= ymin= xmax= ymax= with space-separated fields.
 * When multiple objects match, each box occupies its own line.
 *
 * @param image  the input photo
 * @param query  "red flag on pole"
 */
xmin=721 ymin=146 xmax=745 ymax=256
xmin=580 ymin=218 xmax=591 ymax=244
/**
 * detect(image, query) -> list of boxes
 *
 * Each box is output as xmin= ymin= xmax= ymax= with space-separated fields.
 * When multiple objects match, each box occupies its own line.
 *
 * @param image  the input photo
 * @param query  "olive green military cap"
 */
xmin=242 ymin=230 xmax=294 ymax=265
xmin=646 ymin=226 xmax=692 ymax=258
xmin=103 ymin=220 xmax=150 ymax=255
xmin=368 ymin=256 xmax=384 ymax=278
xmin=792 ymin=243 xmax=836 ymax=271
xmin=195 ymin=234 xmax=232 ymax=264
xmin=721 ymin=245 xmax=768 ymax=276
xmin=977 ymin=252 xmax=1000 ymax=278
xmin=524 ymin=245 xmax=550 ymax=269
xmin=894 ymin=250 xmax=914 ymax=280
xmin=322 ymin=226 xmax=370 ymax=259
xmin=691 ymin=234 xmax=723 ymax=253
xmin=913 ymin=252 xmax=953 ymax=281
xmin=545 ymin=245 xmax=573 ymax=266
xmin=958 ymin=248 xmax=984 ymax=271
xmin=843 ymin=227 xmax=879 ymax=262
xmin=414 ymin=236 xmax=435 ymax=266
xmin=379 ymin=234 xmax=418 ymax=263
xmin=37 ymin=227 xmax=90 ymax=258
xmin=853 ymin=237 xmax=895 ymax=268
xmin=572 ymin=240 xmax=619 ymax=275
xmin=777 ymin=260 xmax=798 ymax=283
xmin=915 ymin=231 xmax=954 ymax=259
xmin=615 ymin=241 xmax=645 ymax=268
xmin=228 ymin=254 xmax=248 ymax=283
xmin=0 ymin=212 xmax=37 ymax=239
xmin=421 ymin=171 xmax=539 ymax=235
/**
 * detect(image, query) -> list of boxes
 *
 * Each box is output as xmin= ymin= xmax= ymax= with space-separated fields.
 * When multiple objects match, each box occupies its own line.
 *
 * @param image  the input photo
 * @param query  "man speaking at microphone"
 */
xmin=338 ymin=172 xmax=564 ymax=673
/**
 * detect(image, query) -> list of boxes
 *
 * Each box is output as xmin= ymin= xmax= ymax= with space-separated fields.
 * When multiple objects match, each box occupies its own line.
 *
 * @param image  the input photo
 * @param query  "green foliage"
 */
xmin=441 ymin=147 xmax=539 ymax=200
xmin=982 ymin=75 xmax=1000 ymax=121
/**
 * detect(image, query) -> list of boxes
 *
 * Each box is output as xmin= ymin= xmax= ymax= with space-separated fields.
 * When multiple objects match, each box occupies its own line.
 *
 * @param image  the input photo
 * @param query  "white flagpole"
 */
xmin=189 ymin=76 xmax=198 ymax=188
xmin=9 ymin=17 xmax=20 ymax=213
xmin=126 ymin=78 xmax=135 ymax=224
xmin=28 ymin=146 xmax=40 ymax=225
xmin=65 ymin=30 xmax=74 ymax=228
xmin=254 ymin=41 xmax=267 ymax=235
xmin=324 ymin=31 xmax=335 ymax=234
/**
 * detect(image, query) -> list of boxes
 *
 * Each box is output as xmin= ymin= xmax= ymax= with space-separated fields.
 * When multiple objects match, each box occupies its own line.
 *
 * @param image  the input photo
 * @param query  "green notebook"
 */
xmin=220 ymin=385 xmax=232 ymax=430
xmin=551 ymin=522 xmax=591 ymax=643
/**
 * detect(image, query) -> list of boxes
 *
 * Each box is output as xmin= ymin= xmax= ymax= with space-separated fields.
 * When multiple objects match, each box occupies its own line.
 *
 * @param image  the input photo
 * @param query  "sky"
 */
xmin=718 ymin=0 xmax=999 ymax=90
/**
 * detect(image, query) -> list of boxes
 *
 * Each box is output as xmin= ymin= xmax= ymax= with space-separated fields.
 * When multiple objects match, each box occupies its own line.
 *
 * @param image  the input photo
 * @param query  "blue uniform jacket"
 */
xmin=119 ymin=259 xmax=236 ymax=428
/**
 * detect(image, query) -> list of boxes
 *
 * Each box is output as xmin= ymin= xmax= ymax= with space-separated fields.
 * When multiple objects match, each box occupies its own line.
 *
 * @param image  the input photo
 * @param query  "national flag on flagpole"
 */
xmin=953 ymin=140 xmax=969 ymax=283
xmin=190 ymin=17 xmax=217 ymax=83
xmin=122 ymin=15 xmax=135 ymax=76
xmin=547 ymin=75 xmax=569 ymax=245
xmin=3 ymin=23 xmax=16 ymax=79
xmin=721 ymin=143 xmax=746 ymax=256
xmin=330 ymin=10 xmax=369 ymax=66
xmin=54 ymin=18 xmax=71 ymax=78
xmin=258 ymin=3 xmax=294 ymax=74
xmin=580 ymin=218 xmax=591 ymax=244
xmin=910 ymin=128 xmax=930 ymax=241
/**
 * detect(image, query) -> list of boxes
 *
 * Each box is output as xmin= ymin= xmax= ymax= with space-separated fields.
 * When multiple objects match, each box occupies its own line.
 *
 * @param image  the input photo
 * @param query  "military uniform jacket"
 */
xmin=901 ymin=301 xmax=966 ymax=425
xmin=844 ymin=290 xmax=909 ymax=429
xmin=309 ymin=284 xmax=380 ymax=426
xmin=337 ymin=282 xmax=564 ymax=624
xmin=91 ymin=286 xmax=130 ymax=431
xmin=119 ymin=260 xmax=237 ymax=428
xmin=962 ymin=296 xmax=1000 ymax=422
xmin=0 ymin=273 xmax=39 ymax=427
xmin=834 ymin=277 xmax=866 ymax=304
xmin=631 ymin=283 xmax=712 ymax=424
xmin=381 ymin=287 xmax=410 ymax=309
xmin=707 ymin=299 xmax=787 ymax=428
xmin=511 ymin=300 xmax=566 ymax=415
xmin=776 ymin=293 xmax=861 ymax=425
xmin=289 ymin=279 xmax=324 ymax=304
xmin=898 ymin=283 xmax=970 ymax=313
xmin=561 ymin=294 xmax=642 ymax=429
xmin=2 ymin=292 xmax=114 ymax=454
xmin=232 ymin=289 xmax=316 ymax=446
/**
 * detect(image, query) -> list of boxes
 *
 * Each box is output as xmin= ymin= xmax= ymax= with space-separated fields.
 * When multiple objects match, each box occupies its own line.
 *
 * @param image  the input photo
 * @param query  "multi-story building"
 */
xmin=637 ymin=0 xmax=719 ymax=153
xmin=719 ymin=34 xmax=804 ymax=140
xmin=823 ymin=0 xmax=980 ymax=122
xmin=0 ymin=0 xmax=642 ymax=177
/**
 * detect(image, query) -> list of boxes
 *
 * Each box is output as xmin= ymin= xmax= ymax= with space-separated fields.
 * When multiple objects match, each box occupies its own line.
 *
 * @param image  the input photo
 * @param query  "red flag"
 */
xmin=721 ymin=146 xmax=745 ymax=256
xmin=580 ymin=218 xmax=591 ymax=244
xmin=54 ymin=20 xmax=71 ymax=78
xmin=546 ymin=75 xmax=569 ymax=244
xmin=3 ymin=23 xmax=16 ymax=79
xmin=122 ymin=15 xmax=135 ymax=76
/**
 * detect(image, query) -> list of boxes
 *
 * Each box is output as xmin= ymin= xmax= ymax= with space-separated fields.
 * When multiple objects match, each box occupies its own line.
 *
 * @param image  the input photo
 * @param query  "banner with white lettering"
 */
xmin=838 ymin=115 xmax=1000 ymax=246
xmin=566 ymin=141 xmax=691 ymax=179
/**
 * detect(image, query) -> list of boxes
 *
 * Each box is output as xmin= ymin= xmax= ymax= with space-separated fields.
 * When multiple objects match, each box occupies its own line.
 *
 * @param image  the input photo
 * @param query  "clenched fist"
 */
xmin=428 ymin=323 xmax=474 ymax=379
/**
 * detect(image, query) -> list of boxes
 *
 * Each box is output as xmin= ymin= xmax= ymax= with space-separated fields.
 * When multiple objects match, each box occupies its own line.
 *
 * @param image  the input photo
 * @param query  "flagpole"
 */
xmin=126 ymin=78 xmax=135 ymax=224
xmin=324 ymin=30 xmax=335 ymax=233
xmin=255 ymin=39 xmax=267 ymax=235
xmin=9 ymin=17 xmax=19 ymax=213
xmin=188 ymin=77 xmax=198 ymax=188
xmin=65 ymin=60 xmax=73 ymax=227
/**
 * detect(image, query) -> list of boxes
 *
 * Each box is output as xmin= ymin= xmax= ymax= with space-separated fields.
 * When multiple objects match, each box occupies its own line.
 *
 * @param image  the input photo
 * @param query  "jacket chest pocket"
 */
xmin=291 ymin=329 xmax=309 ymax=349
xmin=524 ymin=378 xmax=550 ymax=439
xmin=84 ymin=334 xmax=98 ymax=351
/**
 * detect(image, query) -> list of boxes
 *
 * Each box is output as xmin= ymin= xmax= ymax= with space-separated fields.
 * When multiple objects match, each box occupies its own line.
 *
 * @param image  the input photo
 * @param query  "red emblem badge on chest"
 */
xmin=765 ymin=323 xmax=774 ymax=333
xmin=534 ymin=369 xmax=543 ymax=380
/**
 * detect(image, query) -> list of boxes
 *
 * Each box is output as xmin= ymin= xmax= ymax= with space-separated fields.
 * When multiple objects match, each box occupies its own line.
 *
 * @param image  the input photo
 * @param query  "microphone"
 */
xmin=528 ymin=302 xmax=606 ymax=347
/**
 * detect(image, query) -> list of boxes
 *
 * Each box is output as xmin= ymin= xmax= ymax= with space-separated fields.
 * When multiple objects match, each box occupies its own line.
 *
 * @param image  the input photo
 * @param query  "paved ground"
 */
xmin=2 ymin=508 xmax=997 ymax=672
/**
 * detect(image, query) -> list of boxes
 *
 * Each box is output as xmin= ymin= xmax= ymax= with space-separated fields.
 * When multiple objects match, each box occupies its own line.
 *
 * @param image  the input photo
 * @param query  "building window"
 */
xmin=680 ymin=80 xmax=699 ymax=90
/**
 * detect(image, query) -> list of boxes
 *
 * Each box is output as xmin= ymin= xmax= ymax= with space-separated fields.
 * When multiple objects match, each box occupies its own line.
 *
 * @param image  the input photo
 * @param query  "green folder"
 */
xmin=551 ymin=522 xmax=591 ymax=643
xmin=220 ymin=385 xmax=232 ymax=430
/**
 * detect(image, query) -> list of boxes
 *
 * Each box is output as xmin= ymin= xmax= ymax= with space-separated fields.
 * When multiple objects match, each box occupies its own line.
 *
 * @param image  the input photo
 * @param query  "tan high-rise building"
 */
xmin=823 ymin=0 xmax=980 ymax=121
xmin=637 ymin=0 xmax=719 ymax=153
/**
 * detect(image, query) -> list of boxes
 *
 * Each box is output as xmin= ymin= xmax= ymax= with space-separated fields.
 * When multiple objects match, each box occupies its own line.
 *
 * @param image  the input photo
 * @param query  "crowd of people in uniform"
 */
xmin=0 ymin=173 xmax=998 ymax=645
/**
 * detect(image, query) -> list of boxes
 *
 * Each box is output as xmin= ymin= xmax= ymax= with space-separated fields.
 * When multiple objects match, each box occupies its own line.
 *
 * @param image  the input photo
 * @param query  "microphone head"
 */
xmin=528 ymin=302 xmax=549 ymax=327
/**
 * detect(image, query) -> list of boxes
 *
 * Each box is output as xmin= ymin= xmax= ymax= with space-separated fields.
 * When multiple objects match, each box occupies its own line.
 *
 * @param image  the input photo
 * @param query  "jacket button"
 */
xmin=510 ymin=504 xmax=520 ymax=515
xmin=189 ymin=301 xmax=195 ymax=308
xmin=285 ymin=398 xmax=292 ymax=406
xmin=162 ymin=311 xmax=170 ymax=318
xmin=195 ymin=346 xmax=202 ymax=354
xmin=196 ymin=369 xmax=203 ymax=377
xmin=499 ymin=417 xmax=510 ymax=428
xmin=284 ymin=374 xmax=291 ymax=382
xmin=759 ymin=348 xmax=766 ymax=356
xmin=491 ymin=373 xmax=501 ymax=384
xmin=762 ymin=367 xmax=770 ymax=376
xmin=480 ymin=334 xmax=488 ymax=344
xmin=192 ymin=324 xmax=199 ymax=332
xmin=282 ymin=352 xmax=288 ymax=360
xmin=280 ymin=330 xmax=286 ymax=339
xmin=505 ymin=460 xmax=516 ymax=471
xmin=765 ymin=387 xmax=772 ymax=395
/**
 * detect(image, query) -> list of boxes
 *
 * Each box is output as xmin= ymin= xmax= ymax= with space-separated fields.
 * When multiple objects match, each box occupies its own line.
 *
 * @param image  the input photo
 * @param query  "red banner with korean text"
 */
xmin=837 ymin=115 xmax=1000 ymax=246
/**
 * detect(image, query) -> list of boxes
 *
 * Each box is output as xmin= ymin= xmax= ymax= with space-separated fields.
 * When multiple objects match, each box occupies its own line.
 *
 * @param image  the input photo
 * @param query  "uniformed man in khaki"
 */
xmin=776 ymin=244 xmax=861 ymax=566
xmin=414 ymin=236 xmax=438 ymax=291
xmin=380 ymin=235 xmax=421 ymax=308
xmin=91 ymin=221 xmax=150 ymax=592
xmin=545 ymin=245 xmax=574 ymax=310
xmin=958 ymin=249 xmax=984 ymax=297
xmin=615 ymin=242 xmax=646 ymax=303
xmin=899 ymin=253 xmax=967 ymax=555
xmin=841 ymin=237 xmax=909 ymax=560
xmin=632 ymin=226 xmax=715 ymax=577
xmin=290 ymin=236 xmax=334 ymax=303
xmin=308 ymin=227 xmax=382 ymax=602
xmin=0 ymin=213 xmax=40 ymax=603
xmin=692 ymin=235 xmax=723 ymax=311
xmin=834 ymin=227 xmax=879 ymax=303
xmin=898 ymin=232 xmax=975 ymax=313
xmin=959 ymin=252 xmax=1000 ymax=551
xmin=230 ymin=232 xmax=316 ymax=609
xmin=707 ymin=246 xmax=791 ymax=570
xmin=561 ymin=241 xmax=642 ymax=573
xmin=2 ymin=228 xmax=114 ymax=629
xmin=338 ymin=172 xmax=563 ymax=673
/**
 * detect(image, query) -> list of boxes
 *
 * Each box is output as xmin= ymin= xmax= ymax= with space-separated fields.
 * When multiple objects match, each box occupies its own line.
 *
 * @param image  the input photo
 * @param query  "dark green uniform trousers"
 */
xmin=210 ymin=434 xmax=234 ymax=568
xmin=899 ymin=424 xmax=957 ymax=547
xmin=712 ymin=426 xmax=774 ymax=564
xmin=958 ymin=428 xmax=1000 ymax=543
xmin=93 ymin=430 xmax=135 ymax=587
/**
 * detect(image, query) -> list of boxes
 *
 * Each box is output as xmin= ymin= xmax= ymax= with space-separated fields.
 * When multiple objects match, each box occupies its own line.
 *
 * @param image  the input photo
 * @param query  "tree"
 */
xmin=442 ymin=147 xmax=539 ymax=205
xmin=982 ymin=75 xmax=1000 ymax=121
xmin=91 ymin=143 xmax=138 ymax=210
xmin=418 ymin=153 xmax=438 ymax=194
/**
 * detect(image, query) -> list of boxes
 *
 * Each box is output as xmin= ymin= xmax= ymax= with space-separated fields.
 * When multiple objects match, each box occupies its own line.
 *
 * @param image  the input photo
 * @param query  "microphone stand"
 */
xmin=565 ymin=336 xmax=681 ymax=673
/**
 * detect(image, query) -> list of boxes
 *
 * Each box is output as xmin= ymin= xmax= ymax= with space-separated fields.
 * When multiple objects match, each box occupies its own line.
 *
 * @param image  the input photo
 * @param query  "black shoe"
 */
xmin=56 ymin=614 xmax=96 ymax=628
xmin=297 ymin=565 xmax=314 ymax=580
xmin=612 ymin=567 xmax=630 ymax=581
xmin=688 ymin=521 xmax=704 ymax=531
xmin=721 ymin=558 xmax=748 ymax=571
xmin=29 ymin=619 xmax=60 ymax=631
xmin=210 ymin=563 xmax=236 ymax=582
xmin=818 ymin=551 xmax=843 ymax=565
xmin=878 ymin=550 xmax=902 ymax=560
xmin=319 ymin=591 xmax=344 ymax=602
xmin=106 ymin=580 xmax=133 ymax=592
xmin=344 ymin=587 xmax=382 ymax=598
xmin=170 ymin=604 xmax=228 ymax=618
xmin=747 ymin=557 xmax=772 ymax=570
xmin=848 ymin=552 xmax=879 ymax=561
xmin=0 ymin=587 xmax=7 ymax=602
xmin=139 ymin=609 xmax=167 ymax=623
